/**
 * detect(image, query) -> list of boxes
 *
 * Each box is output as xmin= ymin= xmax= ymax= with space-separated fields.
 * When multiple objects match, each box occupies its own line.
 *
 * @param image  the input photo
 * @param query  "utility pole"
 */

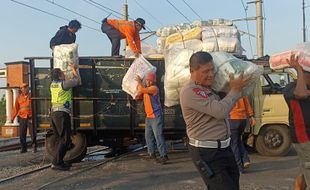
xmin=303 ymin=0 xmax=306 ymax=42
xmin=247 ymin=0 xmax=264 ymax=57
xmin=256 ymin=0 xmax=264 ymax=57
xmin=123 ymin=0 xmax=128 ymax=53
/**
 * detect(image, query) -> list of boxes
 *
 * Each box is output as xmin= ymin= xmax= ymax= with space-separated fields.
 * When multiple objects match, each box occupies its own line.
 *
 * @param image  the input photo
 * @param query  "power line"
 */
xmin=165 ymin=0 xmax=191 ymax=23
xmin=45 ymin=0 xmax=100 ymax=24
xmin=82 ymin=0 xmax=153 ymax=32
xmin=133 ymin=0 xmax=164 ymax=27
xmin=10 ymin=0 xmax=101 ymax=32
xmin=181 ymin=0 xmax=203 ymax=20
xmin=88 ymin=0 xmax=129 ymax=19
xmin=240 ymin=0 xmax=254 ymax=58
xmin=81 ymin=0 xmax=122 ymax=19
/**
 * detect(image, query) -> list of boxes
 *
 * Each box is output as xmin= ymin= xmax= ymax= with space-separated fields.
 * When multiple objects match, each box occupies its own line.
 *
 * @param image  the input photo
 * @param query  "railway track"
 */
xmin=0 ymin=146 xmax=131 ymax=185
xmin=36 ymin=145 xmax=146 ymax=190
xmin=0 ymin=138 xmax=45 ymax=152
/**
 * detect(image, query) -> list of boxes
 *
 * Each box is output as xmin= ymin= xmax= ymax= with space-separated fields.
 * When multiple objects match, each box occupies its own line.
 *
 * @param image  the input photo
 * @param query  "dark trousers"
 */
xmin=188 ymin=144 xmax=240 ymax=190
xmin=18 ymin=117 xmax=37 ymax=150
xmin=229 ymin=119 xmax=250 ymax=171
xmin=51 ymin=111 xmax=71 ymax=165
xmin=101 ymin=21 xmax=122 ymax=56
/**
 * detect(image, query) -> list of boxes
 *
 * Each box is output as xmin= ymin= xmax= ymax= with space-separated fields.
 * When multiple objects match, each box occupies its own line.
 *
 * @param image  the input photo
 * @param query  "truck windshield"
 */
xmin=261 ymin=73 xmax=293 ymax=94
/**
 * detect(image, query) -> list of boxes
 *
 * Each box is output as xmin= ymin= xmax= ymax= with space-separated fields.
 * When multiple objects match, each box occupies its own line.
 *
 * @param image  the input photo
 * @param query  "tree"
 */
xmin=0 ymin=94 xmax=6 ymax=127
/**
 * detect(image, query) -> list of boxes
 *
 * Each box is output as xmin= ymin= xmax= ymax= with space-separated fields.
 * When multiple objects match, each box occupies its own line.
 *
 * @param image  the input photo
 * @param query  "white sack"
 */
xmin=122 ymin=55 xmax=156 ymax=99
xmin=53 ymin=43 xmax=80 ymax=80
xmin=211 ymin=52 xmax=263 ymax=95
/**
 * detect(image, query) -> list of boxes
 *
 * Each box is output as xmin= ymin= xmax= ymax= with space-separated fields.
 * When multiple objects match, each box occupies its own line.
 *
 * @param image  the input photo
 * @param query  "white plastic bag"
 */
xmin=202 ymin=38 xmax=242 ymax=55
xmin=122 ymin=55 xmax=156 ymax=98
xmin=211 ymin=52 xmax=263 ymax=95
xmin=125 ymin=44 xmax=158 ymax=58
xmin=53 ymin=43 xmax=80 ymax=80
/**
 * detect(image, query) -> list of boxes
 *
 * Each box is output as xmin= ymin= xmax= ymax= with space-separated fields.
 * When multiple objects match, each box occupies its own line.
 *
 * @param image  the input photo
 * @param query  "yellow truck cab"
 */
xmin=249 ymin=62 xmax=296 ymax=156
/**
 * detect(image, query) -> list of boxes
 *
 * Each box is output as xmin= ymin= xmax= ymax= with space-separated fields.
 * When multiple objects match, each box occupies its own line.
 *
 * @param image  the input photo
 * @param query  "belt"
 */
xmin=189 ymin=137 xmax=231 ymax=149
xmin=51 ymin=107 xmax=70 ymax=113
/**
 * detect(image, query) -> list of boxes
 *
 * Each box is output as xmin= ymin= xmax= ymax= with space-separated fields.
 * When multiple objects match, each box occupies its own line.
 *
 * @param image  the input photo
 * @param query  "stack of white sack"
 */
xmin=156 ymin=23 xmax=194 ymax=37
xmin=270 ymin=42 xmax=310 ymax=72
xmin=122 ymin=55 xmax=156 ymax=99
xmin=164 ymin=48 xmax=194 ymax=107
xmin=125 ymin=44 xmax=164 ymax=59
xmin=156 ymin=23 xmax=196 ymax=53
xmin=211 ymin=52 xmax=263 ymax=95
xmin=53 ymin=43 xmax=81 ymax=82
xmin=193 ymin=19 xmax=233 ymax=27
xmin=201 ymin=25 xmax=242 ymax=55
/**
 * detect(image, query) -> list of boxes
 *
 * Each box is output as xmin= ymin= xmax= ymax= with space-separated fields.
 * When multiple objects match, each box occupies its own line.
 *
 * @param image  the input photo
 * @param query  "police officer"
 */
xmin=180 ymin=51 xmax=251 ymax=190
xmin=50 ymin=63 xmax=80 ymax=171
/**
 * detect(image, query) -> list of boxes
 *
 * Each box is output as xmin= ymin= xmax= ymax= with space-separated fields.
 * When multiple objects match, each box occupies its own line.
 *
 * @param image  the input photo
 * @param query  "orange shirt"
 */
xmin=12 ymin=92 xmax=32 ymax=119
xmin=229 ymin=96 xmax=253 ymax=120
xmin=107 ymin=19 xmax=141 ymax=54
xmin=143 ymin=86 xmax=162 ymax=118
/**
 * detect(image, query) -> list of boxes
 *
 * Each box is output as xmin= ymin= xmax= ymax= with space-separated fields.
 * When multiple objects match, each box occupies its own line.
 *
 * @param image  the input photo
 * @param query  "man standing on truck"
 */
xmin=50 ymin=20 xmax=81 ymax=49
xmin=12 ymin=83 xmax=37 ymax=153
xmin=136 ymin=72 xmax=168 ymax=164
xmin=101 ymin=17 xmax=145 ymax=57
xmin=229 ymin=96 xmax=256 ymax=173
xmin=50 ymin=64 xmax=80 ymax=171
xmin=284 ymin=55 xmax=310 ymax=189
xmin=180 ymin=51 xmax=251 ymax=190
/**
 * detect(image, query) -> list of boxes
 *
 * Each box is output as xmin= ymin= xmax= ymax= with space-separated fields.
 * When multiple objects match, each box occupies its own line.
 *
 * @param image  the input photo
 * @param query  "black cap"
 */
xmin=135 ymin=18 xmax=145 ymax=30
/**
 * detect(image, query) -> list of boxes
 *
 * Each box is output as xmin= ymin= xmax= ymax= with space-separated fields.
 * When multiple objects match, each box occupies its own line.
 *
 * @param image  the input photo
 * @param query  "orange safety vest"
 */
xmin=12 ymin=93 xmax=32 ymax=119
xmin=107 ymin=19 xmax=141 ymax=54
xmin=229 ymin=97 xmax=253 ymax=120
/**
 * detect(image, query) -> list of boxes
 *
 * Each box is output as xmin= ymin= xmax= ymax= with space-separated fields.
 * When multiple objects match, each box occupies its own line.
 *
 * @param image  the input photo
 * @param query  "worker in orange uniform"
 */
xmin=101 ymin=17 xmax=145 ymax=57
xmin=136 ymin=72 xmax=168 ymax=164
xmin=12 ymin=83 xmax=37 ymax=153
xmin=228 ymin=96 xmax=255 ymax=173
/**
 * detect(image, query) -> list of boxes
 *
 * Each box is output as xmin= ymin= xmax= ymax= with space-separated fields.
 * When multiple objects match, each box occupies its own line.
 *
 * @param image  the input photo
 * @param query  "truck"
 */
xmin=22 ymin=55 xmax=295 ymax=162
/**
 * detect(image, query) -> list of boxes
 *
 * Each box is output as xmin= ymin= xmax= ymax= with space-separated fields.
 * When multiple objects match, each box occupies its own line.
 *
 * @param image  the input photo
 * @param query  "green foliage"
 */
xmin=0 ymin=94 xmax=6 ymax=127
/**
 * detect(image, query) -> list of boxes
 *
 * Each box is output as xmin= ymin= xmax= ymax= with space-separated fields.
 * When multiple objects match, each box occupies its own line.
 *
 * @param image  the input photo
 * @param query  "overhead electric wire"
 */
xmin=81 ymin=0 xmax=121 ymax=19
xmin=165 ymin=0 xmax=191 ymax=23
xmin=88 ymin=0 xmax=129 ymax=19
xmin=82 ymin=0 xmax=153 ymax=32
xmin=45 ymin=0 xmax=100 ymax=24
xmin=182 ymin=0 xmax=203 ymax=20
xmin=240 ymin=0 xmax=254 ymax=58
xmin=10 ymin=0 xmax=101 ymax=32
xmin=133 ymin=0 xmax=164 ymax=27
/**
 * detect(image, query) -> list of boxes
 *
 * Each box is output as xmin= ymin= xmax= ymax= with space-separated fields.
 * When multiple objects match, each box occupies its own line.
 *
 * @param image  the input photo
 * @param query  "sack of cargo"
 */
xmin=164 ymin=49 xmax=193 ymax=107
xmin=165 ymin=39 xmax=203 ymax=52
xmin=202 ymin=38 xmax=242 ymax=55
xmin=270 ymin=42 xmax=310 ymax=72
xmin=122 ymin=55 xmax=156 ymax=99
xmin=156 ymin=23 xmax=194 ymax=37
xmin=157 ymin=37 xmax=166 ymax=54
xmin=211 ymin=52 xmax=263 ymax=95
xmin=125 ymin=44 xmax=158 ymax=58
xmin=193 ymin=19 xmax=233 ymax=27
xmin=202 ymin=26 xmax=239 ymax=39
xmin=53 ymin=43 xmax=80 ymax=81
xmin=165 ymin=27 xmax=202 ymax=48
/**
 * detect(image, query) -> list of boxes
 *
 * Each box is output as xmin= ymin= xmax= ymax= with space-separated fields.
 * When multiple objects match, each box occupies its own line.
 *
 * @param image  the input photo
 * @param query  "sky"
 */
xmin=0 ymin=0 xmax=305 ymax=67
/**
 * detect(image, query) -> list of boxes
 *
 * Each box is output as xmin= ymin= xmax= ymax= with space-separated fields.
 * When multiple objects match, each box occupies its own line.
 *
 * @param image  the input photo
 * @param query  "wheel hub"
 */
xmin=264 ymin=129 xmax=283 ymax=148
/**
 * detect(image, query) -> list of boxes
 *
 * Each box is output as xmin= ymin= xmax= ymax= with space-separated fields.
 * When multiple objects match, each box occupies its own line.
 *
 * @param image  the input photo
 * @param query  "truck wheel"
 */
xmin=255 ymin=125 xmax=291 ymax=156
xmin=45 ymin=132 xmax=87 ymax=163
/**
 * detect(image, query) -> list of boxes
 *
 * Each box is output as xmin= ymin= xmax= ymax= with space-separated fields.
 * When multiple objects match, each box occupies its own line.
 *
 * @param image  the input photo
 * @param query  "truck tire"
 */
xmin=45 ymin=132 xmax=87 ymax=163
xmin=255 ymin=125 xmax=291 ymax=156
